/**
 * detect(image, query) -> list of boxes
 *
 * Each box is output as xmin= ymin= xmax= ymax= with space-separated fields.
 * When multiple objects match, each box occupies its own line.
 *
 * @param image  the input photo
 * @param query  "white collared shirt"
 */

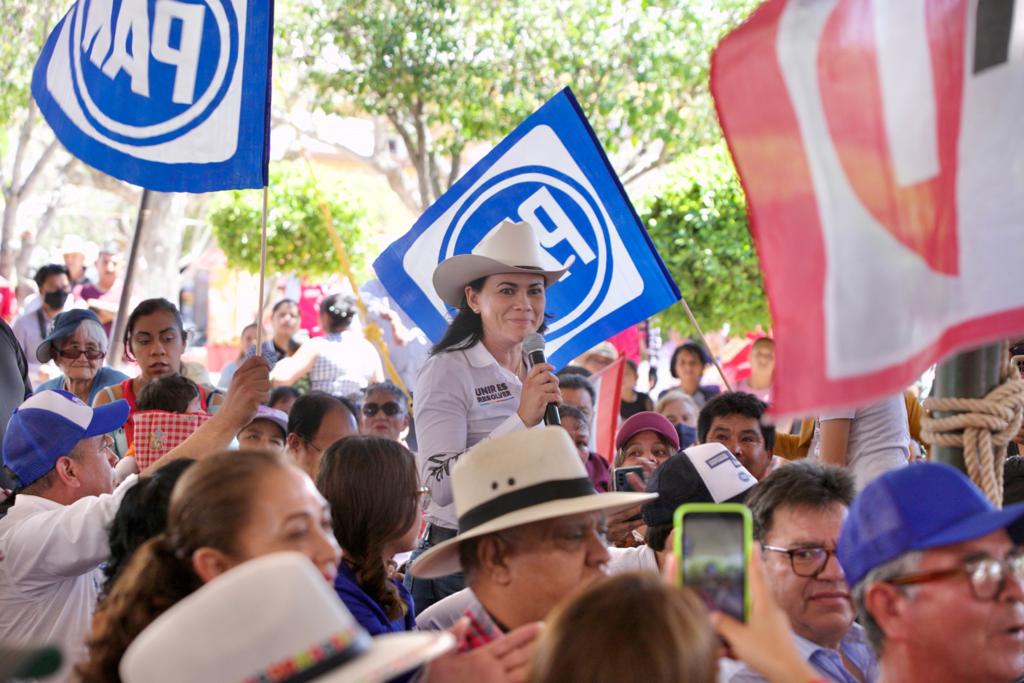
xmin=0 ymin=475 xmax=139 ymax=682
xmin=414 ymin=340 xmax=528 ymax=528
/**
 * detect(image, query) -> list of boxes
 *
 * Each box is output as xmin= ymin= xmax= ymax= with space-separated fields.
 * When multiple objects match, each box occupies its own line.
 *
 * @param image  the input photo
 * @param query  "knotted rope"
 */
xmin=920 ymin=348 xmax=1024 ymax=507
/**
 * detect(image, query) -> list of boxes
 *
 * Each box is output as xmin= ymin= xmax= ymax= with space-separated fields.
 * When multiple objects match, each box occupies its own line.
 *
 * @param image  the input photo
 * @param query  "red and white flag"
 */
xmin=712 ymin=0 xmax=1024 ymax=416
xmin=589 ymin=356 xmax=625 ymax=462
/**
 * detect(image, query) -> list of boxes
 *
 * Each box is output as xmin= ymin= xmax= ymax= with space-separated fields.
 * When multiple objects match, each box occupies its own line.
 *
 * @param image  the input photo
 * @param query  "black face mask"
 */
xmin=43 ymin=290 xmax=69 ymax=310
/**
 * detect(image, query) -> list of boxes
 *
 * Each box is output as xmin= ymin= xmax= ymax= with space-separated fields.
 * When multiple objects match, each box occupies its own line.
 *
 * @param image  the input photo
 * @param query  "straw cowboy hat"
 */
xmin=120 ymin=552 xmax=455 ymax=683
xmin=432 ymin=219 xmax=571 ymax=309
xmin=411 ymin=427 xmax=657 ymax=579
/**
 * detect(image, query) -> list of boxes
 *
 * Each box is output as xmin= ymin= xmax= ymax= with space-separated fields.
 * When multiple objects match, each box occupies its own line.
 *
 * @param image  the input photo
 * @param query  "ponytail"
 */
xmin=78 ymin=535 xmax=201 ymax=683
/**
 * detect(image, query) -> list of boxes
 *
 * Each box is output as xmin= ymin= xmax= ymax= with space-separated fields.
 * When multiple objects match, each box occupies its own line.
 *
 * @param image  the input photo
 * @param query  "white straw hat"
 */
xmin=120 ymin=552 xmax=454 ymax=683
xmin=411 ymin=427 xmax=656 ymax=578
xmin=431 ymin=219 xmax=570 ymax=308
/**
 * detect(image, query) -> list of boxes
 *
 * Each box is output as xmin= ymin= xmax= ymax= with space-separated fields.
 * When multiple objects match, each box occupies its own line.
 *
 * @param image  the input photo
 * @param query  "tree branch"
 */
xmin=8 ymin=100 xmax=38 ymax=196
xmin=410 ymin=98 xmax=431 ymax=210
xmin=447 ymin=146 xmax=462 ymax=190
xmin=620 ymin=144 xmax=671 ymax=187
xmin=18 ymin=138 xmax=60 ymax=199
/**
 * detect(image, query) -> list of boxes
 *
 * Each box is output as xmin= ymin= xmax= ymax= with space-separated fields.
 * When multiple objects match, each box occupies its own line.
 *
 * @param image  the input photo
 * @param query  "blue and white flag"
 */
xmin=31 ymin=0 xmax=273 ymax=192
xmin=374 ymin=88 xmax=680 ymax=369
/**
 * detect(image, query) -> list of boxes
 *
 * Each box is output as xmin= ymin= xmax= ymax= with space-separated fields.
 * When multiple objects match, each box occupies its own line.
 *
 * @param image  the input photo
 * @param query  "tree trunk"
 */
xmin=137 ymin=192 xmax=187 ymax=303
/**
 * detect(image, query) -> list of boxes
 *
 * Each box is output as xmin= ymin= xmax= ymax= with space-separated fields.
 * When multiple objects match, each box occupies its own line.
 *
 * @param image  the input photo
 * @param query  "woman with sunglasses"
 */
xmin=360 ymin=381 xmax=410 ymax=443
xmin=34 ymin=309 xmax=128 ymax=404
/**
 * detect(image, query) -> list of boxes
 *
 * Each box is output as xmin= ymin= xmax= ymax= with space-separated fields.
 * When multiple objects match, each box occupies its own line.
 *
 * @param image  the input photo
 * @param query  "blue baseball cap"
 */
xmin=838 ymin=463 xmax=1024 ymax=587
xmin=2 ymin=390 xmax=129 ymax=488
xmin=35 ymin=308 xmax=104 ymax=364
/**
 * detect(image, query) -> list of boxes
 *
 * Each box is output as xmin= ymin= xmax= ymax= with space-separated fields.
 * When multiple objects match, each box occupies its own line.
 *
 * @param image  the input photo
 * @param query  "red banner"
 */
xmin=712 ymin=0 xmax=1024 ymax=416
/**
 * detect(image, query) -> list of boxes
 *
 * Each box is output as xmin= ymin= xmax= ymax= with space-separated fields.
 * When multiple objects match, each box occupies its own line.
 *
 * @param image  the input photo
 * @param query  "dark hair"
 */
xmin=624 ymin=358 xmax=639 ymax=373
xmin=316 ymin=436 xmax=418 ymax=621
xmin=751 ymin=336 xmax=775 ymax=350
xmin=669 ymin=342 xmax=710 ymax=378
xmin=431 ymin=277 xmax=487 ymax=354
xmin=1005 ymin=456 xmax=1024 ymax=505
xmin=746 ymin=461 xmax=855 ymax=542
xmin=696 ymin=392 xmax=776 ymax=452
xmin=269 ymin=386 xmax=301 ymax=410
xmin=363 ymin=381 xmax=408 ymax=410
xmin=33 ymin=263 xmax=70 ymax=289
xmin=645 ymin=523 xmax=673 ymax=553
xmin=558 ymin=373 xmax=596 ymax=407
xmin=79 ymin=450 xmax=289 ymax=683
xmin=431 ymin=276 xmax=550 ymax=355
xmin=320 ymin=294 xmax=356 ymax=333
xmin=101 ymin=459 xmax=196 ymax=597
xmin=559 ymin=404 xmax=588 ymax=424
xmin=528 ymin=573 xmax=717 ymax=683
xmin=136 ymin=375 xmax=200 ymax=413
xmin=271 ymin=298 xmax=298 ymax=315
xmin=557 ymin=365 xmax=593 ymax=378
xmin=287 ymin=391 xmax=348 ymax=442
xmin=123 ymin=298 xmax=186 ymax=364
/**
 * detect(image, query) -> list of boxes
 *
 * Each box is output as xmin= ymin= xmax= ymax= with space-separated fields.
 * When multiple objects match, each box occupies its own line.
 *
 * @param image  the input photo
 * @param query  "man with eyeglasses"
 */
xmin=359 ymin=381 xmax=410 ymax=443
xmin=838 ymin=462 xmax=1024 ymax=683
xmin=727 ymin=460 xmax=877 ymax=683
xmin=0 ymin=360 xmax=270 ymax=682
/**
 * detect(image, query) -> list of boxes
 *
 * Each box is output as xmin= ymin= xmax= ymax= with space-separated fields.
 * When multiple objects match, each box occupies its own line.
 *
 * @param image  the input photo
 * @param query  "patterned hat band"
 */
xmin=244 ymin=626 xmax=371 ymax=683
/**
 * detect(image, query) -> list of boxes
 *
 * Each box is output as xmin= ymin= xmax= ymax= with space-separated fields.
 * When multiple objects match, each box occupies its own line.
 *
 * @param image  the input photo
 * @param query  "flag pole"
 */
xmin=678 ymin=294 xmax=733 ymax=392
xmin=108 ymin=189 xmax=150 ymax=368
xmin=254 ymin=185 xmax=270 ymax=351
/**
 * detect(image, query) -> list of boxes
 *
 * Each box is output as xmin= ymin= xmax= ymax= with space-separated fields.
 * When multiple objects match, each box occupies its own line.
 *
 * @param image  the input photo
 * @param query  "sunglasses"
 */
xmin=57 ymin=348 xmax=104 ymax=360
xmin=362 ymin=401 xmax=402 ymax=417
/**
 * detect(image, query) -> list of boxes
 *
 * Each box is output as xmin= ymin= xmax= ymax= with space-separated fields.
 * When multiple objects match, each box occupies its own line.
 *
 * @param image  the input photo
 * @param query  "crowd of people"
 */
xmin=0 ymin=219 xmax=1023 ymax=683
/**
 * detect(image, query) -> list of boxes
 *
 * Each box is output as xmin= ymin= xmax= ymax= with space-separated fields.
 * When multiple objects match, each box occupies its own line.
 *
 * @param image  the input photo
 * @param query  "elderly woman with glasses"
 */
xmin=359 ymin=381 xmax=410 ymax=443
xmin=34 ymin=309 xmax=128 ymax=404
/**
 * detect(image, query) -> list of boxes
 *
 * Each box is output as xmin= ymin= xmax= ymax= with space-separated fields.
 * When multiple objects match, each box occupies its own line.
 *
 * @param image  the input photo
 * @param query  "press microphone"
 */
xmin=523 ymin=332 xmax=560 ymax=426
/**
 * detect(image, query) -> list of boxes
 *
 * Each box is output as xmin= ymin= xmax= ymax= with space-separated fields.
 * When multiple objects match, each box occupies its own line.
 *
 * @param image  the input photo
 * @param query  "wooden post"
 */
xmin=930 ymin=342 xmax=1003 ymax=472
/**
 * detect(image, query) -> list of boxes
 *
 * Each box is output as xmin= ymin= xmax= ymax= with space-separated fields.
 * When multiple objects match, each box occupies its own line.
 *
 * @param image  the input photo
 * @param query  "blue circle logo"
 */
xmin=68 ymin=0 xmax=238 ymax=146
xmin=441 ymin=166 xmax=615 ymax=341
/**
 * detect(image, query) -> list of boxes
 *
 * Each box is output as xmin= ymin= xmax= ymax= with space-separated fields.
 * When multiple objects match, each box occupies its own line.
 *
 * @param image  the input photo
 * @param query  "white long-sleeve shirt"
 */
xmin=414 ymin=341 xmax=528 ymax=529
xmin=0 ymin=475 xmax=138 ymax=682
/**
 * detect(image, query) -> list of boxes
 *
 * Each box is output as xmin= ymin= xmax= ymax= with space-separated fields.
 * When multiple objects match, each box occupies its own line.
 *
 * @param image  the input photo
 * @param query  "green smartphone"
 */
xmin=674 ymin=502 xmax=752 ymax=622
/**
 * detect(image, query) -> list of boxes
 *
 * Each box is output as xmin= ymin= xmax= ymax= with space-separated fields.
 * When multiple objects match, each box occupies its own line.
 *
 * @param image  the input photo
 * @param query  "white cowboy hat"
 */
xmin=431 ymin=219 xmax=571 ymax=309
xmin=411 ymin=427 xmax=657 ymax=579
xmin=120 ymin=552 xmax=455 ymax=683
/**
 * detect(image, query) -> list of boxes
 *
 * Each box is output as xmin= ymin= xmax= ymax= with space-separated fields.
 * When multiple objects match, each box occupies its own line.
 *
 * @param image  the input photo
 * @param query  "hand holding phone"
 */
xmin=674 ymin=503 xmax=752 ymax=622
xmin=613 ymin=466 xmax=645 ymax=492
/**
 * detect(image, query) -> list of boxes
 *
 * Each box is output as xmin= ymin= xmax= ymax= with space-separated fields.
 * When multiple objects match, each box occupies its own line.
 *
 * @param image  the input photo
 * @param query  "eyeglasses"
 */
xmin=888 ymin=551 xmax=1024 ymax=601
xmin=416 ymin=485 xmax=431 ymax=513
xmin=362 ymin=401 xmax=402 ymax=417
xmin=762 ymin=545 xmax=840 ymax=578
xmin=57 ymin=348 xmax=104 ymax=360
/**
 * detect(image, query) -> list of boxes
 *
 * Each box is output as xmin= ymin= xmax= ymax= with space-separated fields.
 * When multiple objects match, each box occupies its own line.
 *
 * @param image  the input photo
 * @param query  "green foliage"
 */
xmin=0 ymin=1 xmax=64 ymax=130
xmin=288 ymin=0 xmax=760 ymax=204
xmin=641 ymin=145 xmax=770 ymax=335
xmin=208 ymin=165 xmax=367 ymax=279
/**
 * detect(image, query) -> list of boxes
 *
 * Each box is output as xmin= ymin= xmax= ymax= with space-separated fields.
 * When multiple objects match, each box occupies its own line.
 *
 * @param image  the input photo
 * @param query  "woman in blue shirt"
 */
xmin=317 ymin=435 xmax=423 ymax=633
xmin=34 ymin=309 xmax=128 ymax=404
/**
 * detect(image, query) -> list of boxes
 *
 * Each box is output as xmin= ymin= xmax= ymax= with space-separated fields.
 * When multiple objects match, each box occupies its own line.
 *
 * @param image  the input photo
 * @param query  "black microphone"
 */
xmin=523 ymin=332 xmax=560 ymax=426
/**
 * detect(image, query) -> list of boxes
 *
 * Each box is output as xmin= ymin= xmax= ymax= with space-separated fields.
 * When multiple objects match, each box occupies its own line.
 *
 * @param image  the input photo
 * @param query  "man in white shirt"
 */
xmin=0 ymin=360 xmax=271 ymax=682
xmin=0 ymin=390 xmax=131 ymax=682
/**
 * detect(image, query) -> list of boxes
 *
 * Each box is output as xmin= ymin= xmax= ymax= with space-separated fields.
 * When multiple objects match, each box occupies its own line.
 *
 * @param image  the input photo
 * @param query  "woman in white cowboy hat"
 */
xmin=407 ymin=219 xmax=567 ymax=612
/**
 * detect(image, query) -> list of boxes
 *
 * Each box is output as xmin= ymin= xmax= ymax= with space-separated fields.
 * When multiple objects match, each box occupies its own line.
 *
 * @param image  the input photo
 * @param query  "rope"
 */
xmin=920 ymin=345 xmax=1024 ymax=507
